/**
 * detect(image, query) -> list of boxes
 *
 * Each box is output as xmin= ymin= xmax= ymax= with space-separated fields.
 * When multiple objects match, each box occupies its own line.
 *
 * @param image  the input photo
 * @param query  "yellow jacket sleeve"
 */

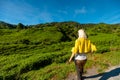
xmin=91 ymin=44 xmax=97 ymax=52
xmin=72 ymin=39 xmax=79 ymax=54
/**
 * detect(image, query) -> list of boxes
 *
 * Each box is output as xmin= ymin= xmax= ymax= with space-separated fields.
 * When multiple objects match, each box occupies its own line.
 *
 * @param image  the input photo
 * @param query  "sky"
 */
xmin=0 ymin=0 xmax=120 ymax=25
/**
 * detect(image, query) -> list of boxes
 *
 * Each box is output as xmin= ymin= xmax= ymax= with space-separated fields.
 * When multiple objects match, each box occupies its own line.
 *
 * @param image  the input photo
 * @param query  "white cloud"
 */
xmin=0 ymin=0 xmax=38 ymax=24
xmin=73 ymin=6 xmax=87 ymax=18
xmin=108 ymin=14 xmax=120 ymax=22
xmin=75 ymin=7 xmax=87 ymax=14
xmin=38 ymin=11 xmax=53 ymax=23
xmin=112 ymin=19 xmax=120 ymax=24
xmin=0 ymin=0 xmax=54 ymax=24
xmin=58 ymin=10 xmax=68 ymax=14
xmin=100 ymin=10 xmax=120 ymax=24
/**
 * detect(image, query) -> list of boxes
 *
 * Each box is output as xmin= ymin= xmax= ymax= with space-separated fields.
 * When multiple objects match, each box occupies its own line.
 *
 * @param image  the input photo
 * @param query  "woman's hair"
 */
xmin=78 ymin=29 xmax=87 ymax=38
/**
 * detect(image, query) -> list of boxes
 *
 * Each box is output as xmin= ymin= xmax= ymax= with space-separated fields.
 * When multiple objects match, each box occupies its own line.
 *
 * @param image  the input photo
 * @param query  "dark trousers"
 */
xmin=74 ymin=59 xmax=87 ymax=80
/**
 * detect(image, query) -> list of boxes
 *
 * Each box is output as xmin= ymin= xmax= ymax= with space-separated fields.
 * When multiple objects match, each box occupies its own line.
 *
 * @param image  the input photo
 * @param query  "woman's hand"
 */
xmin=69 ymin=59 xmax=72 ymax=63
xmin=66 ymin=59 xmax=72 ymax=64
xmin=68 ymin=53 xmax=75 ymax=64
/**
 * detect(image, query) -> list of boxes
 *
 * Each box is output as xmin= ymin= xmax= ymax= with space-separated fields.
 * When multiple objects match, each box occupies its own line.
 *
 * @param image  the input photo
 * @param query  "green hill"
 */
xmin=0 ymin=21 xmax=16 ymax=29
xmin=0 ymin=21 xmax=120 ymax=80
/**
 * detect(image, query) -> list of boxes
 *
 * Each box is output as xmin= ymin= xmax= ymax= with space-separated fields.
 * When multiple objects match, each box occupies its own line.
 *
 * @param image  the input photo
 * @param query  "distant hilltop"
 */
xmin=0 ymin=20 xmax=120 ymax=29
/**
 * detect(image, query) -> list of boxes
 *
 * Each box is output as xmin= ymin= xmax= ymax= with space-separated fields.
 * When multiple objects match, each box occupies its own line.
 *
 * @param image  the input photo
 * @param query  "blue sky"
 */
xmin=0 ymin=0 xmax=120 ymax=25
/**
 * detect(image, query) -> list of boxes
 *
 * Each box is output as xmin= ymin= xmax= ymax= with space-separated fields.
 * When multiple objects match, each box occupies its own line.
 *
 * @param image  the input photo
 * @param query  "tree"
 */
xmin=16 ymin=23 xmax=25 ymax=29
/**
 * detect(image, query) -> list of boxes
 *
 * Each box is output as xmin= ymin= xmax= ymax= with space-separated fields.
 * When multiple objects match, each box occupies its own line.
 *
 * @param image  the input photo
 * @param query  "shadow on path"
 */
xmin=84 ymin=67 xmax=120 ymax=80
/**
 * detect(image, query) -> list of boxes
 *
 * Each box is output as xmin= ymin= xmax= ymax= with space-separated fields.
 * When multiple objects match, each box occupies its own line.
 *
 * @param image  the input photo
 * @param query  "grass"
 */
xmin=15 ymin=50 xmax=120 ymax=80
xmin=0 ymin=24 xmax=120 ymax=80
xmin=85 ymin=51 xmax=120 ymax=73
xmin=20 ymin=63 xmax=75 ymax=80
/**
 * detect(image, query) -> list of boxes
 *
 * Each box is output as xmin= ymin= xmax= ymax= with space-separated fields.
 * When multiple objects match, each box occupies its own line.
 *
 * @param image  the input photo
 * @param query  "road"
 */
xmin=66 ymin=65 xmax=120 ymax=80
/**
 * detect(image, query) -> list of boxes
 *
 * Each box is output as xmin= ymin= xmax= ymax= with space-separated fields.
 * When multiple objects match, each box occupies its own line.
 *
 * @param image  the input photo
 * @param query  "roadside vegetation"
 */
xmin=0 ymin=21 xmax=120 ymax=80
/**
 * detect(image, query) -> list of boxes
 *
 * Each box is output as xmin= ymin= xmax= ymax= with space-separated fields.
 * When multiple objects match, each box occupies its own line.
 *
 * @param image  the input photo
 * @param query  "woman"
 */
xmin=69 ymin=29 xmax=97 ymax=80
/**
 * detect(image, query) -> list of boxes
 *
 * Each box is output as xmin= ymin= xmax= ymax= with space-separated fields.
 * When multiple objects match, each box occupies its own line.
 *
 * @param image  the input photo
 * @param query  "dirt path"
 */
xmin=65 ymin=65 xmax=120 ymax=80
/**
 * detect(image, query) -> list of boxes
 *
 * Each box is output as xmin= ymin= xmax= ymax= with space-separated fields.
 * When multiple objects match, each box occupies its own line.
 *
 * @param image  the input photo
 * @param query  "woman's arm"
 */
xmin=69 ymin=39 xmax=79 ymax=63
xmin=69 ymin=53 xmax=75 ymax=63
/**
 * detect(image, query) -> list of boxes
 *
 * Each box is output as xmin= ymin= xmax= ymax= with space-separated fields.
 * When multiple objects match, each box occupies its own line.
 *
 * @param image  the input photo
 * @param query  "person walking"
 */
xmin=69 ymin=29 xmax=97 ymax=80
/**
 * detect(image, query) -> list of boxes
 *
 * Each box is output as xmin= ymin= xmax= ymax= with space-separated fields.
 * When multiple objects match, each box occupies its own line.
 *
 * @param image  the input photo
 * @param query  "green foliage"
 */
xmin=16 ymin=23 xmax=25 ymax=29
xmin=96 ymin=46 xmax=110 ymax=53
xmin=17 ymin=39 xmax=30 ymax=45
xmin=0 ymin=21 xmax=120 ymax=80
xmin=0 ymin=21 xmax=16 ymax=29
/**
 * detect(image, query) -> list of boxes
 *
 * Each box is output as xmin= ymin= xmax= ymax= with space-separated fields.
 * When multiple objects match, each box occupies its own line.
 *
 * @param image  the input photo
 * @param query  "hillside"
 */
xmin=0 ymin=21 xmax=16 ymax=29
xmin=0 ymin=21 xmax=120 ymax=80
